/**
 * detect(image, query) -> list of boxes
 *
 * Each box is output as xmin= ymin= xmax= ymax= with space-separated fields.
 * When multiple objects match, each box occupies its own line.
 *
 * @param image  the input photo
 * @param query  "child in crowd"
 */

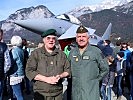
xmin=115 ymin=52 xmax=126 ymax=100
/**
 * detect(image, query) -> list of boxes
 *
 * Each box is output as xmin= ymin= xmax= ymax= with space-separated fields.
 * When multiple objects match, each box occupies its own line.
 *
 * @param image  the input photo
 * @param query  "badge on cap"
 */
xmin=80 ymin=26 xmax=83 ymax=31
xmin=76 ymin=25 xmax=88 ymax=33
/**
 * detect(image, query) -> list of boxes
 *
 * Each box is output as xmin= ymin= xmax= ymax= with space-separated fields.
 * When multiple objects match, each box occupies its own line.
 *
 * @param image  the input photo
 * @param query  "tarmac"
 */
xmin=3 ymin=90 xmax=129 ymax=100
xmin=3 ymin=90 xmax=33 ymax=100
xmin=3 ymin=84 xmax=130 ymax=100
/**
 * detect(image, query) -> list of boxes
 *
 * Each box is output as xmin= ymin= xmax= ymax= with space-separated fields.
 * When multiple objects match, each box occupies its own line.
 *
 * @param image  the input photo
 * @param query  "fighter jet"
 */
xmin=58 ymin=23 xmax=112 ymax=46
xmin=14 ymin=14 xmax=112 ymax=49
xmin=14 ymin=14 xmax=82 ymax=36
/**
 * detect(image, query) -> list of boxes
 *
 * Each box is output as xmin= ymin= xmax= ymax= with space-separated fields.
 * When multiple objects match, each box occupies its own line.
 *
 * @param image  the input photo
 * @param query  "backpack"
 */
xmin=7 ymin=49 xmax=16 ymax=75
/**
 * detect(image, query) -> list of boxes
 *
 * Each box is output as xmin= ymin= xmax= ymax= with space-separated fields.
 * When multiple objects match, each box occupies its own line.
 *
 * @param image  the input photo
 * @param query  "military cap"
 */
xmin=41 ymin=29 xmax=57 ymax=38
xmin=76 ymin=25 xmax=88 ymax=33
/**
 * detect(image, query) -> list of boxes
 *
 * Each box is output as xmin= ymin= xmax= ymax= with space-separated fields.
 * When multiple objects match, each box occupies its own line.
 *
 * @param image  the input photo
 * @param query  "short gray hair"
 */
xmin=11 ymin=35 xmax=22 ymax=46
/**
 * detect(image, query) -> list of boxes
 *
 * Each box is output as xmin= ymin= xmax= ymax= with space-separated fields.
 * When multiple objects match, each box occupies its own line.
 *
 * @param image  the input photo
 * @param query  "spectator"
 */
xmin=97 ymin=39 xmax=113 ymax=57
xmin=113 ymin=41 xmax=121 ymax=58
xmin=129 ymin=51 xmax=133 ymax=100
xmin=115 ymin=52 xmax=126 ymax=100
xmin=120 ymin=42 xmax=131 ymax=93
xmin=21 ymin=38 xmax=31 ymax=95
xmin=100 ymin=55 xmax=116 ymax=100
xmin=0 ymin=29 xmax=11 ymax=100
xmin=9 ymin=35 xmax=24 ymax=100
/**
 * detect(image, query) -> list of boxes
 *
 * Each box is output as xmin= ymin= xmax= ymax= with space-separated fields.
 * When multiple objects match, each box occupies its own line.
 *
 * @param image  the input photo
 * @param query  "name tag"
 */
xmin=83 ymin=56 xmax=90 ymax=60
xmin=73 ymin=56 xmax=77 ymax=58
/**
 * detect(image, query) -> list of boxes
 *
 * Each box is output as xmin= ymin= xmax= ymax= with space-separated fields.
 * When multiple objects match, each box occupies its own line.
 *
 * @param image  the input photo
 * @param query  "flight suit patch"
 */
xmin=50 ymin=61 xmax=53 ymax=65
xmin=75 ymin=57 xmax=78 ymax=62
xmin=73 ymin=56 xmax=78 ymax=62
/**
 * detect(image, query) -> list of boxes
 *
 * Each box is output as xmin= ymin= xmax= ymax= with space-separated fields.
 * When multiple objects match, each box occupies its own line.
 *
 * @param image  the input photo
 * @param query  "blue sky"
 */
xmin=0 ymin=0 xmax=103 ymax=21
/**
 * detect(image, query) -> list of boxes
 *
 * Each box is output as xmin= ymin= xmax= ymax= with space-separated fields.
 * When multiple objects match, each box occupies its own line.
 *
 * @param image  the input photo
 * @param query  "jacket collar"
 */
xmin=40 ymin=46 xmax=59 ymax=56
xmin=75 ymin=44 xmax=91 ymax=55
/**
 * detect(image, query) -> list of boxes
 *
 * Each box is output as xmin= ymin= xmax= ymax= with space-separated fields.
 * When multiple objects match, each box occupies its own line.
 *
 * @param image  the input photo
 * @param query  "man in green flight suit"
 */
xmin=68 ymin=25 xmax=109 ymax=100
xmin=26 ymin=29 xmax=70 ymax=100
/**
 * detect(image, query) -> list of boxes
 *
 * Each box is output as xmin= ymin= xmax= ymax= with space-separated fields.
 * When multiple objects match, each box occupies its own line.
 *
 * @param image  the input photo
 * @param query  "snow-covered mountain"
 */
xmin=0 ymin=5 xmax=54 ymax=43
xmin=0 ymin=0 xmax=133 ymax=43
xmin=66 ymin=6 xmax=92 ymax=17
xmin=90 ymin=0 xmax=132 ymax=11
xmin=1 ymin=5 xmax=54 ymax=32
xmin=8 ymin=5 xmax=53 ymax=20
xmin=66 ymin=0 xmax=132 ymax=17
xmin=113 ymin=1 xmax=133 ymax=15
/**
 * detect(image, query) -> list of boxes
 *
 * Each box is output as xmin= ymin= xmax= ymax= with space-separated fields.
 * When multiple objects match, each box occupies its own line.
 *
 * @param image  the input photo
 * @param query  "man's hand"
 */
xmin=45 ymin=76 xmax=60 ymax=84
xmin=34 ymin=73 xmax=69 ymax=84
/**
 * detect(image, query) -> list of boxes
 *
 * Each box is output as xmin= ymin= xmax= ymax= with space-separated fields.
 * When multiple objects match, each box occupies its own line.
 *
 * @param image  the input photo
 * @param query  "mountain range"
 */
xmin=0 ymin=0 xmax=133 ymax=45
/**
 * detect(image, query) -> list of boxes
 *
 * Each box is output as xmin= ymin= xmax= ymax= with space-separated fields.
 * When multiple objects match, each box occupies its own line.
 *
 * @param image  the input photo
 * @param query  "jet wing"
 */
xmin=58 ymin=24 xmax=96 ymax=40
xmin=14 ymin=18 xmax=72 ymax=36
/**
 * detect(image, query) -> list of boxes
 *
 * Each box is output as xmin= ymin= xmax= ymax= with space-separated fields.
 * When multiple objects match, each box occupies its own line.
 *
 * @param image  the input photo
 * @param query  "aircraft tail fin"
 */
xmin=102 ymin=23 xmax=112 ymax=40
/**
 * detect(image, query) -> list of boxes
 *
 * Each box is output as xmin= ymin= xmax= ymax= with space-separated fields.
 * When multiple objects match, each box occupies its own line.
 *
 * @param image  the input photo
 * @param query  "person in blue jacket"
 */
xmin=97 ymin=39 xmax=113 ymax=57
xmin=9 ymin=35 xmax=24 ymax=100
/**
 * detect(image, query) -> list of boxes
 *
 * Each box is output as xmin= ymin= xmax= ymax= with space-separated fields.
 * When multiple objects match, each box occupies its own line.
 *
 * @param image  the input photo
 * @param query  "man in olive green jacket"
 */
xmin=68 ymin=25 xmax=109 ymax=100
xmin=26 ymin=29 xmax=70 ymax=100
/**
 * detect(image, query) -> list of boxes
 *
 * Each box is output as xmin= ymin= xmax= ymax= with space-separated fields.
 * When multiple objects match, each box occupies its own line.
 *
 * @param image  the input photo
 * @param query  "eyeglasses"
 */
xmin=45 ymin=36 xmax=56 ymax=41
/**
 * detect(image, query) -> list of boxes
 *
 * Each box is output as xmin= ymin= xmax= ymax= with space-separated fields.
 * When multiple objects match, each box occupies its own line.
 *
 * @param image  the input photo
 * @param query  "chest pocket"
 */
xmin=39 ymin=53 xmax=64 ymax=76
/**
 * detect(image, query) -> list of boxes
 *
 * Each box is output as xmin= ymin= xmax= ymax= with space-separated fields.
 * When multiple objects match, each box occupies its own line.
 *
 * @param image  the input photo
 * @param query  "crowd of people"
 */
xmin=0 ymin=24 xmax=133 ymax=100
